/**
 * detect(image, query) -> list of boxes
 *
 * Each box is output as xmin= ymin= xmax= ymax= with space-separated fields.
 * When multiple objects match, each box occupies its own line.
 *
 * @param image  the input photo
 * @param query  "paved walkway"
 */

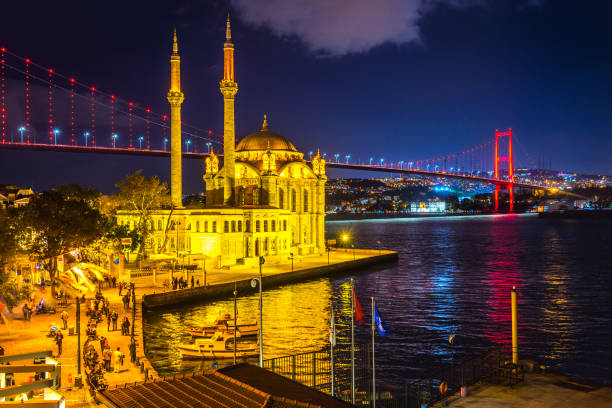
xmin=0 ymin=248 xmax=392 ymax=406
xmin=439 ymin=373 xmax=612 ymax=408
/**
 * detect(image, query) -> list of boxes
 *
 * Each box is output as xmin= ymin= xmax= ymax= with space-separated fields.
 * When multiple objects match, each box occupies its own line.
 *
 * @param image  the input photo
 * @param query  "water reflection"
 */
xmin=145 ymin=215 xmax=612 ymax=385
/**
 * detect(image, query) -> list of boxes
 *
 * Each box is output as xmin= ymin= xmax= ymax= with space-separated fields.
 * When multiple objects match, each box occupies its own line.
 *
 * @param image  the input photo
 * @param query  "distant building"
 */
xmin=0 ymin=185 xmax=35 ymax=208
xmin=410 ymin=201 xmax=446 ymax=213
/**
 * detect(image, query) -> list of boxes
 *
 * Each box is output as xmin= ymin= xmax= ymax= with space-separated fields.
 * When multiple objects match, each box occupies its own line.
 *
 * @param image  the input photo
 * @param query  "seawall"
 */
xmin=142 ymin=250 xmax=398 ymax=309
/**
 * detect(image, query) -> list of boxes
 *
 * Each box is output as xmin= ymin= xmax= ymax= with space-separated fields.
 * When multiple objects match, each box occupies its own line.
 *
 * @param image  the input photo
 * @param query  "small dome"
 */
xmin=235 ymin=115 xmax=297 ymax=152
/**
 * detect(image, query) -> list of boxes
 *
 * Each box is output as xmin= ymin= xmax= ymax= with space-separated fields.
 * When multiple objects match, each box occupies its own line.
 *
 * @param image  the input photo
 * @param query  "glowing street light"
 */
xmin=334 ymin=153 xmax=340 ymax=163
xmin=18 ymin=126 xmax=26 ymax=144
xmin=369 ymin=157 xmax=374 ymax=166
xmin=53 ymin=128 xmax=60 ymax=146
xmin=409 ymin=161 xmax=413 ymax=169
xmin=163 ymin=138 xmax=168 ymax=151
xmin=399 ymin=160 xmax=404 ymax=169
xmin=185 ymin=139 xmax=191 ymax=153
xmin=379 ymin=158 xmax=384 ymax=167
xmin=322 ymin=153 xmax=327 ymax=158
xmin=309 ymin=151 xmax=313 ymax=160
xmin=206 ymin=142 xmax=212 ymax=154
xmin=83 ymin=131 xmax=90 ymax=147
xmin=345 ymin=154 xmax=351 ymax=164
xmin=138 ymin=136 xmax=144 ymax=150
xmin=112 ymin=133 xmax=118 ymax=149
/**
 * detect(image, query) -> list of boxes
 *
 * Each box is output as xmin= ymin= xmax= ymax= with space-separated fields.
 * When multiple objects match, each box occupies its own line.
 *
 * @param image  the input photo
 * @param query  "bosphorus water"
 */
xmin=144 ymin=214 xmax=612 ymax=385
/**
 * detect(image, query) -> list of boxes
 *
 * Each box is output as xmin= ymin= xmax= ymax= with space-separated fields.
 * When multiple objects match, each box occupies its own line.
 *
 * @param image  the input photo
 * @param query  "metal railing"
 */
xmin=263 ymin=344 xmax=518 ymax=408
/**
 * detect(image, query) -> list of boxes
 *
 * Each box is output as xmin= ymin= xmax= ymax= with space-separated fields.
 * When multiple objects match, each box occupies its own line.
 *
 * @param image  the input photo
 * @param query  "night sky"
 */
xmin=1 ymin=0 xmax=611 ymax=194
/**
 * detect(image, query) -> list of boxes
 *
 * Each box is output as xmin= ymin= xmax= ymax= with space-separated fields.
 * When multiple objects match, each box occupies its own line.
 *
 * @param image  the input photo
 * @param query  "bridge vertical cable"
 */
xmin=0 ymin=47 xmax=6 ymax=144
xmin=110 ymin=95 xmax=115 ymax=147
xmin=90 ymin=87 xmax=96 ymax=146
xmin=24 ymin=58 xmax=31 ymax=143
xmin=48 ymin=69 xmax=54 ymax=144
xmin=70 ymin=78 xmax=76 ymax=145
xmin=145 ymin=108 xmax=151 ymax=150
xmin=128 ymin=101 xmax=134 ymax=149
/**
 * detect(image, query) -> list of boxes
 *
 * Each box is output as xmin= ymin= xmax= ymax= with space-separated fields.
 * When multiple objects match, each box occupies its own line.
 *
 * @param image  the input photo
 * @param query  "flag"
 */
xmin=353 ymin=287 xmax=364 ymax=324
xmin=330 ymin=307 xmax=336 ymax=346
xmin=374 ymin=305 xmax=389 ymax=338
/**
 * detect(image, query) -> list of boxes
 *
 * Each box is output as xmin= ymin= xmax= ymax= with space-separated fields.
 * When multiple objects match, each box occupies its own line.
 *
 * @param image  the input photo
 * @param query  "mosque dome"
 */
xmin=236 ymin=115 xmax=297 ymax=152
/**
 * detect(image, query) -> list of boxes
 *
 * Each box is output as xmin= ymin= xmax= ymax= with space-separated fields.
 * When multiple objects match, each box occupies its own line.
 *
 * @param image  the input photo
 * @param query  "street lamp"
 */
xmin=18 ymin=126 xmax=26 ymax=144
xmin=112 ymin=133 xmax=118 ymax=149
xmin=345 ymin=154 xmax=350 ymax=164
xmin=83 ymin=131 xmax=90 ymax=147
xmin=206 ymin=142 xmax=212 ymax=153
xmin=399 ymin=160 xmax=404 ymax=169
xmin=185 ymin=139 xmax=191 ymax=153
xmin=289 ymin=252 xmax=294 ymax=273
xmin=369 ymin=157 xmax=374 ymax=166
xmin=334 ymin=153 xmax=340 ymax=163
xmin=53 ymin=128 xmax=60 ymax=146
xmin=309 ymin=151 xmax=313 ymax=160
xmin=251 ymin=256 xmax=265 ymax=367
xmin=163 ymin=138 xmax=168 ymax=151
xmin=380 ymin=158 xmax=384 ymax=167
xmin=138 ymin=136 xmax=144 ymax=150
xmin=409 ymin=161 xmax=413 ymax=170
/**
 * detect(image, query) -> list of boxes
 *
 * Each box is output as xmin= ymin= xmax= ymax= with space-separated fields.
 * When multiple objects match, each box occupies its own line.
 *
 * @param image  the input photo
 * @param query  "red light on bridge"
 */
xmin=70 ymin=78 xmax=75 ymax=83
xmin=91 ymin=87 xmax=96 ymax=91
xmin=129 ymin=101 xmax=133 ymax=106
xmin=0 ymin=48 xmax=5 ymax=52
xmin=163 ymin=115 xmax=167 ymax=120
xmin=25 ymin=58 xmax=30 ymax=63
xmin=146 ymin=108 xmax=151 ymax=113
xmin=48 ymin=68 xmax=53 ymax=73
xmin=111 ymin=95 xmax=115 ymax=99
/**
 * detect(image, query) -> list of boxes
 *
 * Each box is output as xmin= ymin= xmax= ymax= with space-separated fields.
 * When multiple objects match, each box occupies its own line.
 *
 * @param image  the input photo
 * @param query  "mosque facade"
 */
xmin=117 ymin=19 xmax=327 ymax=269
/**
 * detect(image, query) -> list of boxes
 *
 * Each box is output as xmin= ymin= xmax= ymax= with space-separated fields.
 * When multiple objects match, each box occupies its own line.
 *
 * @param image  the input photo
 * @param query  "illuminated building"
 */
xmin=118 ymin=18 xmax=327 ymax=269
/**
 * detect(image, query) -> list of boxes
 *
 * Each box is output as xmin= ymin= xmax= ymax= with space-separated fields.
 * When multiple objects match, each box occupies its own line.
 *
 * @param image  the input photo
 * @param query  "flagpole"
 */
xmin=371 ymin=297 xmax=376 ymax=408
xmin=330 ymin=301 xmax=335 ymax=397
xmin=350 ymin=278 xmax=355 ymax=405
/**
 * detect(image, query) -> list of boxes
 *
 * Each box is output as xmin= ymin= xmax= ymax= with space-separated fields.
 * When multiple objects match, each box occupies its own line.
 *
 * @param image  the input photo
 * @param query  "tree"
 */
xmin=112 ymin=170 xmax=170 ymax=257
xmin=0 ymin=277 xmax=33 ymax=312
xmin=0 ymin=209 xmax=18 ymax=273
xmin=18 ymin=190 xmax=107 ymax=296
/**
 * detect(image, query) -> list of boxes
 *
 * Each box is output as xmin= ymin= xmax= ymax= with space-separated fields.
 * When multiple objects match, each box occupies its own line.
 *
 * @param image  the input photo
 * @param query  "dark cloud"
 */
xmin=231 ymin=0 xmax=543 ymax=55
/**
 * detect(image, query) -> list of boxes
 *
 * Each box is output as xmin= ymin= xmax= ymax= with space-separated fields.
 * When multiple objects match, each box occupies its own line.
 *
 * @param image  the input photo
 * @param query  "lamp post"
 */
xmin=309 ymin=151 xmax=313 ymax=160
xmin=75 ymin=296 xmax=82 ymax=387
xmin=289 ymin=252 xmax=294 ymax=273
xmin=206 ymin=142 xmax=212 ymax=153
xmin=53 ymin=128 xmax=60 ymax=146
xmin=163 ymin=138 xmax=168 ymax=151
xmin=18 ymin=126 xmax=26 ymax=144
xmin=334 ymin=153 xmax=340 ymax=163
xmin=83 ymin=131 xmax=90 ymax=147
xmin=379 ymin=158 xmax=384 ymax=167
xmin=345 ymin=154 xmax=351 ymax=164
xmin=369 ymin=157 xmax=373 ymax=166
xmin=138 ymin=136 xmax=144 ymax=150
xmin=185 ymin=139 xmax=191 ymax=153
xmin=112 ymin=133 xmax=118 ymax=149
xmin=352 ymin=244 xmax=355 ymax=261
xmin=252 ymin=256 xmax=265 ymax=367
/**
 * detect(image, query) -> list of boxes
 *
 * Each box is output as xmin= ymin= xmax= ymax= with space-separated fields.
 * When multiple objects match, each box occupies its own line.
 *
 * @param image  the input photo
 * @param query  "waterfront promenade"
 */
xmin=0 ymin=247 xmax=396 ymax=406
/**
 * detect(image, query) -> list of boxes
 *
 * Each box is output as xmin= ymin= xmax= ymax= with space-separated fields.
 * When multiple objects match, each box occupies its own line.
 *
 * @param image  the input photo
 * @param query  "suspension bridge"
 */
xmin=0 ymin=46 xmax=546 ymax=211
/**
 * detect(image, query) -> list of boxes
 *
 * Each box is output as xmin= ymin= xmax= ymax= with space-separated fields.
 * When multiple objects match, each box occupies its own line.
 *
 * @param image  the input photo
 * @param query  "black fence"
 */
xmin=263 ymin=344 xmax=520 ymax=408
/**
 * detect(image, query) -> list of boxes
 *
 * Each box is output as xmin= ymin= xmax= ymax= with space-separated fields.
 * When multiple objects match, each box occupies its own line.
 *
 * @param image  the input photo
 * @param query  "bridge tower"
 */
xmin=494 ymin=128 xmax=514 ymax=212
xmin=167 ymin=29 xmax=185 ymax=208
xmin=220 ymin=15 xmax=238 ymax=206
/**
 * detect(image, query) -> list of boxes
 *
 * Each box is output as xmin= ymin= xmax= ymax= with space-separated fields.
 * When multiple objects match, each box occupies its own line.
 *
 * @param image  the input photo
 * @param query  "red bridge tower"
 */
xmin=494 ymin=128 xmax=514 ymax=212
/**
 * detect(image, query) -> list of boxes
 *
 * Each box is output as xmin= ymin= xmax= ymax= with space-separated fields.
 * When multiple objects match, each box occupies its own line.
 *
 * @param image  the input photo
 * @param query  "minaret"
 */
xmin=167 ymin=28 xmax=185 ymax=208
xmin=220 ymin=14 xmax=238 ymax=206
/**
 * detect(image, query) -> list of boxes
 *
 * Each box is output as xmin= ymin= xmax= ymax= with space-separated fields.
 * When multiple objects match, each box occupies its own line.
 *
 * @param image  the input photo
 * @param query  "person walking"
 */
xmin=113 ymin=347 xmax=122 ymax=373
xmin=118 ymin=282 xmax=123 ymax=297
xmin=112 ymin=312 xmax=118 ymax=331
xmin=55 ymin=330 xmax=63 ymax=356
xmin=191 ymin=276 xmax=194 ymax=288
xmin=103 ymin=347 xmax=112 ymax=372
xmin=60 ymin=310 xmax=69 ymax=330
xmin=107 ymin=312 xmax=112 ymax=332
xmin=122 ymin=294 xmax=129 ymax=312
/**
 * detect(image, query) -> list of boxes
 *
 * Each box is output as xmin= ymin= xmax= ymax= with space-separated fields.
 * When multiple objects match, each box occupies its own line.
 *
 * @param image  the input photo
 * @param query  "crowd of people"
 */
xmin=171 ymin=275 xmax=198 ymax=290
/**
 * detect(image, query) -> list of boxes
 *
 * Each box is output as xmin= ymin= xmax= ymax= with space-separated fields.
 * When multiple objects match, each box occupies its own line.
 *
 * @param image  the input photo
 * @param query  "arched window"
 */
xmin=238 ymin=220 xmax=242 ymax=232
xmin=278 ymin=189 xmax=284 ymax=209
xmin=246 ymin=220 xmax=251 ymax=232
xmin=231 ymin=220 xmax=236 ymax=232
xmin=291 ymin=189 xmax=297 ymax=212
xmin=303 ymin=190 xmax=309 ymax=212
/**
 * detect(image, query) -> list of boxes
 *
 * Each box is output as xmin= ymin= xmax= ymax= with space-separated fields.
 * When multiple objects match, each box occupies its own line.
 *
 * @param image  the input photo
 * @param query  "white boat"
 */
xmin=176 ymin=332 xmax=259 ymax=360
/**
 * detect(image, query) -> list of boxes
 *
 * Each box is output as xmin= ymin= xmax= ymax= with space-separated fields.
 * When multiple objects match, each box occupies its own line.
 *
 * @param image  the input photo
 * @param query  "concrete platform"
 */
xmin=439 ymin=373 xmax=612 ymax=408
xmin=141 ymin=248 xmax=398 ymax=309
